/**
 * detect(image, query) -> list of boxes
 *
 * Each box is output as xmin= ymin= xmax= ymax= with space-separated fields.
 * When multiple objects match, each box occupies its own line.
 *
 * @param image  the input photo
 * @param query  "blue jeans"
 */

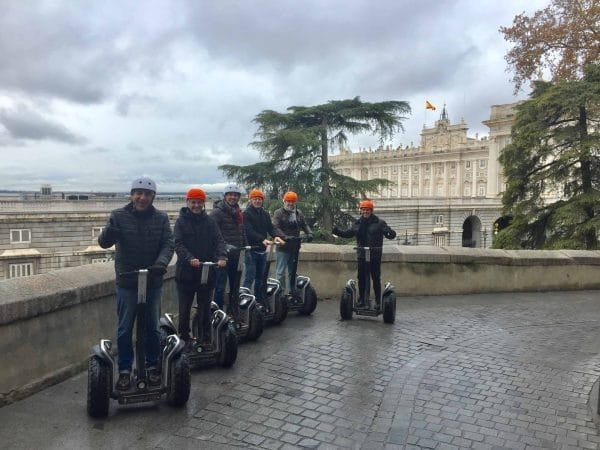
xmin=275 ymin=250 xmax=297 ymax=294
xmin=214 ymin=256 xmax=239 ymax=309
xmin=116 ymin=286 xmax=161 ymax=373
xmin=243 ymin=250 xmax=267 ymax=303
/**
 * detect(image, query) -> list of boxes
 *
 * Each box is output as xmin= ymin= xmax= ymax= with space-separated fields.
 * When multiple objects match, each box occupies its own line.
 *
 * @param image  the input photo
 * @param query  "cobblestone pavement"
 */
xmin=2 ymin=291 xmax=600 ymax=449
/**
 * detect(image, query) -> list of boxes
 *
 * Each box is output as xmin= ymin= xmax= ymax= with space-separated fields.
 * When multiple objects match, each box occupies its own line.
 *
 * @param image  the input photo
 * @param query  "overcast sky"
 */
xmin=0 ymin=0 xmax=547 ymax=193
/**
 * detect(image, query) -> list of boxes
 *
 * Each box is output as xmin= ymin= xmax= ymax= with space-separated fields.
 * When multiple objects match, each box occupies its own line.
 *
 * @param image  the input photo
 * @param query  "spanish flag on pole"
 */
xmin=425 ymin=100 xmax=436 ymax=111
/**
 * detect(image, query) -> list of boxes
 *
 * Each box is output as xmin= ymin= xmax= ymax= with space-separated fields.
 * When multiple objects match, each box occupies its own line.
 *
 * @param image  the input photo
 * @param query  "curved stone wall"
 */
xmin=2 ymin=245 xmax=600 ymax=405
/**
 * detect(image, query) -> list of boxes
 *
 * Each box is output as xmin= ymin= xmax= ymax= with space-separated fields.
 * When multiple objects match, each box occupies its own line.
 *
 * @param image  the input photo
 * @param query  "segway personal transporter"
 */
xmin=258 ymin=243 xmax=288 ymax=325
xmin=229 ymin=245 xmax=265 ymax=342
xmin=161 ymin=262 xmax=238 ymax=369
xmin=87 ymin=269 xmax=190 ymax=418
xmin=339 ymin=247 xmax=396 ymax=324
xmin=282 ymin=234 xmax=318 ymax=315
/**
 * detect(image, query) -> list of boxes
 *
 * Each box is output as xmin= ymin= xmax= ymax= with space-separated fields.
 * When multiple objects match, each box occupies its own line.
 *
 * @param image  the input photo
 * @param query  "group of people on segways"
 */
xmin=88 ymin=177 xmax=396 ymax=418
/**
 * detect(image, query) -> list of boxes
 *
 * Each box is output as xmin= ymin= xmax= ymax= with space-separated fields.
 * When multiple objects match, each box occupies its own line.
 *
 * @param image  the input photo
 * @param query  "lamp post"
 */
xmin=482 ymin=227 xmax=488 ymax=248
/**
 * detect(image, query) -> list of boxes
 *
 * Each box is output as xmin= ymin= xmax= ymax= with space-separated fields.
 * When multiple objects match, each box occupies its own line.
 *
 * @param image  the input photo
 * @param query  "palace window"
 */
xmin=9 ymin=262 xmax=33 ymax=278
xmin=465 ymin=160 xmax=471 ymax=169
xmin=478 ymin=182 xmax=486 ymax=197
xmin=10 ymin=229 xmax=31 ymax=244
xmin=464 ymin=183 xmax=472 ymax=197
xmin=92 ymin=227 xmax=104 ymax=239
xmin=434 ymin=214 xmax=444 ymax=226
xmin=479 ymin=159 xmax=487 ymax=169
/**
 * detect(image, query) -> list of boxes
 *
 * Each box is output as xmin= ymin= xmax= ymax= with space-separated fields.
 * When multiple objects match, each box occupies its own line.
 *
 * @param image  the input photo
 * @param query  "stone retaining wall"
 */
xmin=2 ymin=245 xmax=600 ymax=405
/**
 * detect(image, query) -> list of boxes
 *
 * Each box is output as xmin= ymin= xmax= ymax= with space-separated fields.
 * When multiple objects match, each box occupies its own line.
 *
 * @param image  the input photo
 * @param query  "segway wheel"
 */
xmin=299 ymin=285 xmax=318 ymax=315
xmin=218 ymin=323 xmax=238 ymax=367
xmin=246 ymin=306 xmax=265 ymax=342
xmin=87 ymin=356 xmax=111 ymax=418
xmin=382 ymin=292 xmax=397 ymax=324
xmin=340 ymin=288 xmax=353 ymax=320
xmin=271 ymin=294 xmax=288 ymax=325
xmin=167 ymin=354 xmax=191 ymax=407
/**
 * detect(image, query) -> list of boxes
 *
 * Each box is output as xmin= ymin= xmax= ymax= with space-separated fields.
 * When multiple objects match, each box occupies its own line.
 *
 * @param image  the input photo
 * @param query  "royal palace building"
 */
xmin=330 ymin=103 xmax=517 ymax=248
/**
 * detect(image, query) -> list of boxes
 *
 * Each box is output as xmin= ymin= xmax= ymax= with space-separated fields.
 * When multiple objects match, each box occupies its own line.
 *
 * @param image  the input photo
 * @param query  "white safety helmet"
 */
xmin=130 ymin=177 xmax=157 ymax=193
xmin=223 ymin=183 xmax=243 ymax=196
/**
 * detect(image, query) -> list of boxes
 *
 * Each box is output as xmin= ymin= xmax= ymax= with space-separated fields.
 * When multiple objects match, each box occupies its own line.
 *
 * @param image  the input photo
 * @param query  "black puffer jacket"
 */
xmin=98 ymin=203 xmax=174 ymax=289
xmin=174 ymin=207 xmax=227 ymax=284
xmin=333 ymin=214 xmax=396 ymax=259
xmin=210 ymin=200 xmax=245 ymax=257
xmin=272 ymin=207 xmax=312 ymax=254
xmin=244 ymin=204 xmax=283 ymax=251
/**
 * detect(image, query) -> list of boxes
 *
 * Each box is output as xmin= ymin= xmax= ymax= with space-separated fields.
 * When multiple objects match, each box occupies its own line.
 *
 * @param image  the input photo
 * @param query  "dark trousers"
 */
xmin=214 ymin=256 xmax=240 ymax=312
xmin=243 ymin=250 xmax=267 ymax=303
xmin=177 ymin=282 xmax=212 ymax=342
xmin=357 ymin=258 xmax=382 ymax=304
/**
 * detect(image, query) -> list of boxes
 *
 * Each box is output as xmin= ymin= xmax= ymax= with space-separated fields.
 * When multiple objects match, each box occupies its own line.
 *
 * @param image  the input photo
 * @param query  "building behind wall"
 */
xmin=330 ymin=103 xmax=518 ymax=248
xmin=0 ymin=195 xmax=187 ymax=281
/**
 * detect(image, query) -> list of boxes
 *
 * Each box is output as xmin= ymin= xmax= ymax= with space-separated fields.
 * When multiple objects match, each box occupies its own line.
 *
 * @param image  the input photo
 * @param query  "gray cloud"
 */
xmin=0 ymin=105 xmax=87 ymax=144
xmin=0 ymin=0 xmax=547 ymax=192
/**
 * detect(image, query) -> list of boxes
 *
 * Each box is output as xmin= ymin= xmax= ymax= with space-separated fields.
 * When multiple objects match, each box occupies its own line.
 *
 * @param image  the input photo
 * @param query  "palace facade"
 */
xmin=330 ymin=103 xmax=516 ymax=248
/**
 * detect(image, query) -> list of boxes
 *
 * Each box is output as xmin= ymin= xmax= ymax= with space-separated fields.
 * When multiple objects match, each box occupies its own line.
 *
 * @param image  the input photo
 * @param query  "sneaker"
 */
xmin=116 ymin=372 xmax=131 ymax=391
xmin=147 ymin=368 xmax=161 ymax=387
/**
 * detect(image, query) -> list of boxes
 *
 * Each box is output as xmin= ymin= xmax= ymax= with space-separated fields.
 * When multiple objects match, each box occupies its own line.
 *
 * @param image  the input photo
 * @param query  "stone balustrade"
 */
xmin=2 ymin=245 xmax=600 ymax=406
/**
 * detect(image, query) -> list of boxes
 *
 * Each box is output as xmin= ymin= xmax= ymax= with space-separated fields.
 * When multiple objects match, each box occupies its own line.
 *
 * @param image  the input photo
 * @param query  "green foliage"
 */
xmin=498 ymin=64 xmax=600 ymax=249
xmin=220 ymin=97 xmax=410 ymax=239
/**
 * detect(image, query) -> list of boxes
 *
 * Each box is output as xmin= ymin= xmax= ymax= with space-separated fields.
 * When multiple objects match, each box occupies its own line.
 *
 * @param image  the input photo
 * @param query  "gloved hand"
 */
xmin=104 ymin=225 xmax=120 ymax=241
xmin=148 ymin=265 xmax=167 ymax=276
xmin=306 ymin=233 xmax=313 ymax=242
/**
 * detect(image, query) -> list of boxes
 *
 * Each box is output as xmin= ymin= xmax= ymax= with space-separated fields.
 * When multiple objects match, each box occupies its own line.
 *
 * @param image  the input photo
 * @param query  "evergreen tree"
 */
xmin=497 ymin=64 xmax=600 ymax=249
xmin=220 ymin=97 xmax=410 ymax=236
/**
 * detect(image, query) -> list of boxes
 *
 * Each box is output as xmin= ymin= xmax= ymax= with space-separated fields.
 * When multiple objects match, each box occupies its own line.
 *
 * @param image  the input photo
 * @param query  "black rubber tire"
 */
xmin=218 ymin=324 xmax=238 ymax=367
xmin=383 ymin=292 xmax=396 ymax=324
xmin=271 ymin=294 xmax=288 ymax=325
xmin=299 ymin=285 xmax=318 ymax=315
xmin=246 ymin=306 xmax=265 ymax=341
xmin=166 ymin=354 xmax=191 ymax=407
xmin=87 ymin=356 xmax=111 ymax=418
xmin=340 ymin=288 xmax=353 ymax=320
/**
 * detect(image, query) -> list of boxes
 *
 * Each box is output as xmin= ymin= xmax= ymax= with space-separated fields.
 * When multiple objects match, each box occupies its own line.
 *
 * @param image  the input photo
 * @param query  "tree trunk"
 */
xmin=578 ymin=105 xmax=596 ymax=249
xmin=320 ymin=125 xmax=333 ymax=235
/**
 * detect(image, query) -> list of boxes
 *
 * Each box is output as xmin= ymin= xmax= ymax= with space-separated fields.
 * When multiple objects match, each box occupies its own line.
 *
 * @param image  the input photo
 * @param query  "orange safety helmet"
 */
xmin=359 ymin=199 xmax=374 ymax=210
xmin=283 ymin=191 xmax=298 ymax=202
xmin=249 ymin=189 xmax=265 ymax=200
xmin=186 ymin=187 xmax=206 ymax=201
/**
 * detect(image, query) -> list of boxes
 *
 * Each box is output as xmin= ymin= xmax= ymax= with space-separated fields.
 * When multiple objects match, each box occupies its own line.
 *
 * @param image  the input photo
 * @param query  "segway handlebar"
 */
xmin=193 ymin=261 xmax=217 ymax=285
xmin=283 ymin=233 xmax=312 ymax=243
xmin=119 ymin=268 xmax=149 ymax=276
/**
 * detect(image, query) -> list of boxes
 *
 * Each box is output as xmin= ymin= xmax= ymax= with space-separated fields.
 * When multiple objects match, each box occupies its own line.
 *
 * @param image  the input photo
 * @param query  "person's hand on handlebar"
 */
xmin=262 ymin=238 xmax=273 ymax=247
xmin=189 ymin=258 xmax=200 ymax=268
xmin=273 ymin=236 xmax=285 ymax=245
xmin=217 ymin=259 xmax=227 ymax=268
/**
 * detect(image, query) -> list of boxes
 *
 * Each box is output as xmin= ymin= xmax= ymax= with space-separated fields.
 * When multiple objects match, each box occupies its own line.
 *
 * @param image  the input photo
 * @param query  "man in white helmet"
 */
xmin=210 ymin=183 xmax=246 ymax=315
xmin=98 ymin=177 xmax=174 ymax=391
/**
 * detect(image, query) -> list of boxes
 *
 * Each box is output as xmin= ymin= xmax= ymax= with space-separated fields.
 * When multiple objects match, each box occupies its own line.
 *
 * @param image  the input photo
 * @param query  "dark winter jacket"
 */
xmin=210 ymin=200 xmax=245 ymax=257
xmin=174 ymin=207 xmax=227 ymax=284
xmin=272 ymin=206 xmax=312 ymax=254
xmin=244 ymin=204 xmax=283 ymax=251
xmin=333 ymin=214 xmax=396 ymax=259
xmin=98 ymin=202 xmax=174 ymax=289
